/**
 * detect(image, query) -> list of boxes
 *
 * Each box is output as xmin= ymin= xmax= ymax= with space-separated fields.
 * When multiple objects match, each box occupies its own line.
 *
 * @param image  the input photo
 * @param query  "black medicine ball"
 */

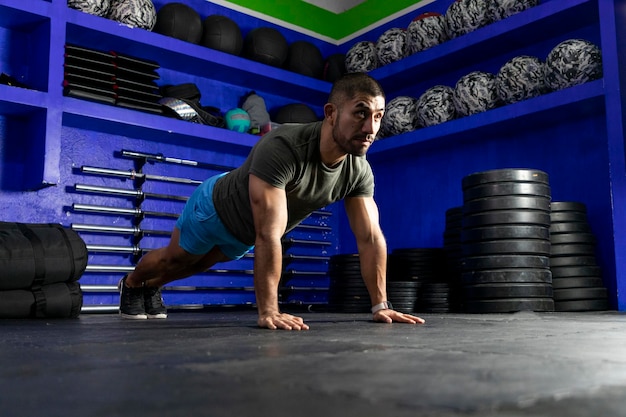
xmin=154 ymin=3 xmax=203 ymax=44
xmin=201 ymin=15 xmax=243 ymax=55
xmin=285 ymin=41 xmax=324 ymax=78
xmin=275 ymin=103 xmax=318 ymax=124
xmin=324 ymin=53 xmax=346 ymax=83
xmin=243 ymin=27 xmax=288 ymax=67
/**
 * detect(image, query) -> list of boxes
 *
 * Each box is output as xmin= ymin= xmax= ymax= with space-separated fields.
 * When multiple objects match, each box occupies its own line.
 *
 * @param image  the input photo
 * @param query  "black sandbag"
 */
xmin=0 ymin=282 xmax=83 ymax=318
xmin=0 ymin=222 xmax=88 ymax=290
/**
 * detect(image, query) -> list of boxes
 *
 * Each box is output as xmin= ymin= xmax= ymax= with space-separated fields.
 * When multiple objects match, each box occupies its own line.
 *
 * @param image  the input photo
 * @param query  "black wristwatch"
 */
xmin=371 ymin=301 xmax=393 ymax=314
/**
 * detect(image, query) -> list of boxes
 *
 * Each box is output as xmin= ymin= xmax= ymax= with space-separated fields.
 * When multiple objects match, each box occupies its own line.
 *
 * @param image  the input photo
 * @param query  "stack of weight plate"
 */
xmin=442 ymin=206 xmax=464 ymax=310
xmin=63 ymin=44 xmax=162 ymax=114
xmin=460 ymin=168 xmax=555 ymax=313
xmin=111 ymin=50 xmax=162 ymax=114
xmin=390 ymin=248 xmax=453 ymax=313
xmin=327 ymin=254 xmax=370 ymax=313
xmin=550 ymin=201 xmax=610 ymax=311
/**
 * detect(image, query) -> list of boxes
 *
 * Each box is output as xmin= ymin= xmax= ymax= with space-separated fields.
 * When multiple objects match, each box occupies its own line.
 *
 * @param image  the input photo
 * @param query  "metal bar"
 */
xmin=81 ymin=166 xmax=203 ymax=185
xmin=86 ymin=244 xmax=149 ymax=255
xmin=281 ymin=286 xmax=329 ymax=291
xmin=81 ymin=305 xmax=119 ymax=314
xmin=72 ymin=203 xmax=180 ymax=219
xmin=294 ymin=224 xmax=332 ymax=232
xmin=85 ymin=265 xmax=134 ymax=272
xmin=121 ymin=149 xmax=235 ymax=172
xmin=282 ymin=270 xmax=328 ymax=276
xmin=284 ymin=254 xmax=330 ymax=261
xmin=75 ymin=183 xmax=189 ymax=202
xmin=311 ymin=210 xmax=332 ymax=217
xmin=81 ymin=285 xmax=118 ymax=292
xmin=79 ymin=284 xmax=326 ymax=293
xmin=83 ymin=265 xmax=256 ymax=274
xmin=71 ymin=223 xmax=172 ymax=236
xmin=283 ymin=238 xmax=332 ymax=246
xmin=163 ymin=286 xmax=255 ymax=291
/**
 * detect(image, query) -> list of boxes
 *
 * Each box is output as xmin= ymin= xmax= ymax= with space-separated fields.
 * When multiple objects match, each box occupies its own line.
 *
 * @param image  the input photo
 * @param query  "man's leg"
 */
xmin=120 ymin=227 xmax=231 ymax=319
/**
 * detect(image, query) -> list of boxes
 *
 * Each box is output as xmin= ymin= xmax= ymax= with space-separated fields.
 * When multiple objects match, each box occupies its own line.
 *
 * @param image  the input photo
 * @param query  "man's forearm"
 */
xmin=253 ymin=238 xmax=284 ymax=315
xmin=358 ymin=237 xmax=388 ymax=305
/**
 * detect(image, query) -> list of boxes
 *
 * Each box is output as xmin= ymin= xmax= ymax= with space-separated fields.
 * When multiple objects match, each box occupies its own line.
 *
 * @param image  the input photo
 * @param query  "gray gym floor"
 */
xmin=1 ymin=309 xmax=626 ymax=417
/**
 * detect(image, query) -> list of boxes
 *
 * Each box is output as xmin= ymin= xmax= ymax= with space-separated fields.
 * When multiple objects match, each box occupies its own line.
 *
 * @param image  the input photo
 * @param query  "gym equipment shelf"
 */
xmin=63 ymin=8 xmax=331 ymax=105
xmin=370 ymin=80 xmax=605 ymax=156
xmin=61 ymin=97 xmax=259 ymax=154
xmin=371 ymin=0 xmax=597 ymax=92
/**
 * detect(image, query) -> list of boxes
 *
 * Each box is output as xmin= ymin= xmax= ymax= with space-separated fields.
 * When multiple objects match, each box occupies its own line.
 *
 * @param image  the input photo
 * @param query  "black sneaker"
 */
xmin=119 ymin=276 xmax=147 ymax=320
xmin=144 ymin=286 xmax=167 ymax=319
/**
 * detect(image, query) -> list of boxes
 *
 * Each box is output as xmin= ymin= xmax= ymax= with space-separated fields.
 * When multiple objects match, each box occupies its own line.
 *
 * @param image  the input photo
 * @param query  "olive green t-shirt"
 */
xmin=212 ymin=121 xmax=374 ymax=245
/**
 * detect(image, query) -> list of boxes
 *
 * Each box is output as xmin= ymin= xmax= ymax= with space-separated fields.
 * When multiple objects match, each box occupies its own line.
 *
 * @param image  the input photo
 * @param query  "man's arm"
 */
xmin=344 ymin=196 xmax=425 ymax=324
xmin=248 ymin=174 xmax=309 ymax=330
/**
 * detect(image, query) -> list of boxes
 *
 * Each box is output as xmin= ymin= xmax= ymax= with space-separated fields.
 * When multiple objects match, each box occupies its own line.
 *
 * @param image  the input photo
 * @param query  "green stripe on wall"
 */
xmin=220 ymin=0 xmax=427 ymax=40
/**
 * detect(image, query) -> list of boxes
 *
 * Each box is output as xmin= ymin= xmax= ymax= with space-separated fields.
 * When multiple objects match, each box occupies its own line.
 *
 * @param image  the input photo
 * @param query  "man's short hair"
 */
xmin=328 ymin=72 xmax=386 ymax=106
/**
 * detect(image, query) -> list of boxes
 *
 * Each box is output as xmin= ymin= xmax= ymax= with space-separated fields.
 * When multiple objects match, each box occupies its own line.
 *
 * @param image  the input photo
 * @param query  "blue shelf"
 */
xmin=0 ymin=85 xmax=48 ymax=114
xmin=369 ymin=79 xmax=605 ymax=158
xmin=372 ymin=0 xmax=598 ymax=93
xmin=61 ymin=96 xmax=259 ymax=154
xmin=0 ymin=0 xmax=51 ymax=24
xmin=63 ymin=8 xmax=332 ymax=105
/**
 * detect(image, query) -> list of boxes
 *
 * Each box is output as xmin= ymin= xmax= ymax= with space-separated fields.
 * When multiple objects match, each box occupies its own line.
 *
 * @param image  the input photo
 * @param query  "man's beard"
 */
xmin=332 ymin=123 xmax=371 ymax=157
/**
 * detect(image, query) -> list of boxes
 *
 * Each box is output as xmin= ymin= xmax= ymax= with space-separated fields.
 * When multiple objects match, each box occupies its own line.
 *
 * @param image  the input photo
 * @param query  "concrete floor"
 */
xmin=1 ymin=309 xmax=626 ymax=417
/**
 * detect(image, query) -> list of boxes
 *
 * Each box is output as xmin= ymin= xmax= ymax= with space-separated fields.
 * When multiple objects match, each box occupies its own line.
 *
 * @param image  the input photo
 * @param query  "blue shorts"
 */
xmin=175 ymin=173 xmax=253 ymax=260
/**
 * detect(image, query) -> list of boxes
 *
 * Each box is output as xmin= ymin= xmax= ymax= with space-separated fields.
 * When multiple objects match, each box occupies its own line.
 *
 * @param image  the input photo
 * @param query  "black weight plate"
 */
xmin=330 ymin=253 xmax=360 ymax=260
xmin=328 ymin=262 xmax=362 ymax=269
xmin=328 ymin=264 xmax=362 ymax=271
xmin=446 ymin=206 xmax=463 ymax=217
xmin=462 ymin=168 xmax=549 ymax=189
xmin=550 ymin=233 xmax=596 ymax=245
xmin=340 ymin=306 xmax=370 ymax=313
xmin=462 ymin=268 xmax=552 ymax=284
xmin=550 ymin=201 xmax=587 ymax=212
xmin=329 ymin=283 xmax=366 ymax=291
xmin=388 ymin=281 xmax=421 ymax=288
xmin=393 ymin=304 xmax=418 ymax=312
xmin=553 ymin=287 xmax=607 ymax=301
xmin=418 ymin=307 xmax=452 ymax=313
xmin=463 ymin=210 xmax=551 ymax=227
xmin=462 ymin=239 xmax=551 ymax=256
xmin=388 ymin=294 xmax=419 ymax=301
xmin=420 ymin=299 xmax=451 ymax=306
xmin=554 ymin=298 xmax=609 ymax=312
xmin=328 ymin=266 xmax=362 ymax=274
xmin=549 ymin=255 xmax=598 ymax=267
xmin=392 ymin=247 xmax=444 ymax=254
xmin=463 ymin=283 xmax=553 ymax=299
xmin=550 ymin=244 xmax=596 ymax=257
xmin=339 ymin=287 xmax=369 ymax=295
xmin=551 ymin=276 xmax=604 ymax=289
xmin=464 ymin=298 xmax=554 ymax=313
xmin=463 ymin=182 xmax=551 ymax=202
xmin=463 ymin=196 xmax=551 ymax=214
xmin=462 ymin=255 xmax=550 ymax=270
xmin=550 ymin=222 xmax=592 ymax=234
xmin=550 ymin=211 xmax=588 ymax=223
xmin=329 ymin=275 xmax=364 ymax=282
xmin=550 ymin=265 xmax=602 ymax=278
xmin=462 ymin=225 xmax=550 ymax=242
